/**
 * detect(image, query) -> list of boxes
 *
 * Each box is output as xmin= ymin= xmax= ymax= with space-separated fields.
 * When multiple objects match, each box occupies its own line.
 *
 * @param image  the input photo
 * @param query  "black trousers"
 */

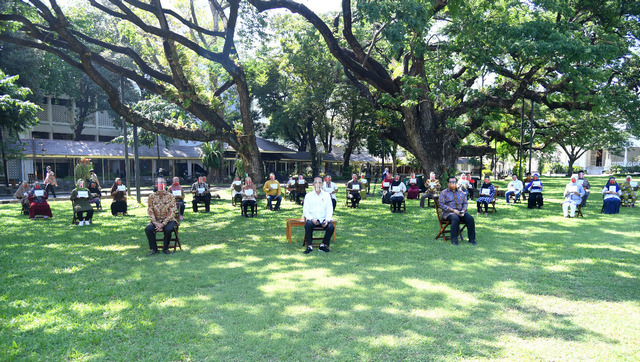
xmin=331 ymin=198 xmax=337 ymax=211
xmin=145 ymin=221 xmax=177 ymax=251
xmin=76 ymin=210 xmax=94 ymax=221
xmin=242 ymin=200 xmax=257 ymax=215
xmin=390 ymin=195 xmax=404 ymax=211
xmin=477 ymin=201 xmax=488 ymax=213
xmin=445 ymin=213 xmax=476 ymax=243
xmin=111 ymin=200 xmax=127 ymax=216
xmin=296 ymin=192 xmax=306 ymax=204
xmin=193 ymin=195 xmax=211 ymax=212
xmin=349 ymin=192 xmax=361 ymax=207
xmin=304 ymin=220 xmax=334 ymax=246
xmin=527 ymin=193 xmax=544 ymax=208
xmin=45 ymin=184 xmax=56 ymax=198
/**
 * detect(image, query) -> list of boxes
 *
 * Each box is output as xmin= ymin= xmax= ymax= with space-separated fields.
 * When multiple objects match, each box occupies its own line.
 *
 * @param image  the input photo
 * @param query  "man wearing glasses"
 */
xmin=302 ymin=177 xmax=335 ymax=254
xmin=439 ymin=177 xmax=477 ymax=245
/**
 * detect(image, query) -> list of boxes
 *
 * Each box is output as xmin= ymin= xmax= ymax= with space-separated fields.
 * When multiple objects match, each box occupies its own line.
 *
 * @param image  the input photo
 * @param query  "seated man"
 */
xmin=322 ymin=175 xmax=339 ymax=211
xmin=420 ymin=172 xmax=441 ymax=208
xmin=87 ymin=179 xmax=102 ymax=210
xmin=285 ymin=176 xmax=296 ymax=201
xmin=302 ymin=177 xmax=335 ymax=254
xmin=346 ymin=173 xmax=362 ymax=208
xmin=525 ymin=173 xmax=544 ymax=209
xmin=389 ymin=174 xmax=407 ymax=212
xmin=169 ymin=176 xmax=185 ymax=220
xmin=505 ymin=174 xmax=523 ymax=204
xmin=577 ymin=171 xmax=591 ymax=207
xmin=263 ymin=172 xmax=282 ymax=210
xmin=294 ymin=175 xmax=309 ymax=204
xmin=241 ymin=177 xmax=258 ymax=217
xmin=71 ymin=179 xmax=94 ymax=225
xmin=28 ymin=181 xmax=53 ymax=219
xmin=191 ymin=176 xmax=211 ymax=212
xmin=562 ymin=176 xmax=585 ymax=218
xmin=13 ymin=180 xmax=30 ymax=215
xmin=439 ymin=177 xmax=476 ymax=245
xmin=407 ymin=173 xmax=420 ymax=199
xmin=230 ymin=175 xmax=243 ymax=205
xmin=145 ymin=178 xmax=177 ymax=256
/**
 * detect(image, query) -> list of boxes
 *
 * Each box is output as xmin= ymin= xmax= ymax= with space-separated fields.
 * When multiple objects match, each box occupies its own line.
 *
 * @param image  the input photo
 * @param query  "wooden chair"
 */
xmin=507 ymin=192 xmax=522 ymax=204
xmin=231 ymin=193 xmax=242 ymax=207
xmin=433 ymin=197 xmax=466 ymax=243
xmin=71 ymin=210 xmax=92 ymax=225
xmin=389 ymin=198 xmax=406 ymax=213
xmin=488 ymin=186 xmax=498 ymax=213
xmin=299 ymin=221 xmax=338 ymax=247
xmin=155 ymin=222 xmax=182 ymax=252
xmin=345 ymin=190 xmax=360 ymax=208
xmin=20 ymin=201 xmax=30 ymax=215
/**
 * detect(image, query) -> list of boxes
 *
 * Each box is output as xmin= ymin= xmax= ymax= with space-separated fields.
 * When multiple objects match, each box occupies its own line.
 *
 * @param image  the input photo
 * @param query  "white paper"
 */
xmin=233 ymin=180 xmax=241 ymax=186
xmin=429 ymin=182 xmax=436 ymax=188
xmin=392 ymin=186 xmax=401 ymax=193
xmin=361 ymin=179 xmax=367 ymax=184
xmin=481 ymin=188 xmax=490 ymax=195
xmin=352 ymin=184 xmax=360 ymax=190
xmin=577 ymin=180 xmax=584 ymax=185
xmin=244 ymin=189 xmax=254 ymax=196
xmin=383 ymin=182 xmax=390 ymax=187
xmin=609 ymin=186 xmax=617 ymax=192
xmin=410 ymin=178 xmax=416 ymax=183
xmin=172 ymin=190 xmax=182 ymax=196
xmin=298 ymin=180 xmax=305 ymax=184
xmin=568 ymin=186 xmax=578 ymax=194
xmin=197 ymin=187 xmax=205 ymax=194
xmin=533 ymin=181 xmax=541 ymax=187
xmin=631 ymin=181 xmax=638 ymax=188
xmin=77 ymin=190 xmax=89 ymax=198
xmin=34 ymin=190 xmax=44 ymax=197
xmin=117 ymin=185 xmax=126 ymax=192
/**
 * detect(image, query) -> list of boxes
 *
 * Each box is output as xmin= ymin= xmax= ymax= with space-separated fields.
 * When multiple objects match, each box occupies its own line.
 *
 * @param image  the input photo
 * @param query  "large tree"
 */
xmin=249 ymin=0 xmax=639 ymax=175
xmin=0 ymin=0 xmax=265 ymax=182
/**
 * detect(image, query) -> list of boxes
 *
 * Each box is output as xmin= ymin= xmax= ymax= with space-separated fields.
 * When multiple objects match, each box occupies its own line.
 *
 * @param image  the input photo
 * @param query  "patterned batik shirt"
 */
xmin=439 ymin=188 xmax=468 ymax=219
xmin=148 ymin=190 xmax=177 ymax=225
xmin=425 ymin=179 xmax=441 ymax=194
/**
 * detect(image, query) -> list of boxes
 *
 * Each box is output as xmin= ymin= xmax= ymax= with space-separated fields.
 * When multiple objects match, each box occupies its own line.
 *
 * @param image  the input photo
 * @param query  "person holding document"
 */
xmin=110 ymin=178 xmax=128 ymax=216
xmin=294 ymin=175 xmax=309 ymax=204
xmin=70 ymin=179 xmax=94 ymax=225
xmin=346 ymin=174 xmax=363 ymax=208
xmin=389 ymin=174 xmax=407 ymax=213
xmin=525 ymin=173 xmax=544 ymax=209
xmin=407 ymin=173 xmax=420 ymax=199
xmin=505 ymin=174 xmax=523 ymax=204
xmin=14 ymin=180 xmax=30 ymax=215
xmin=457 ymin=173 xmax=472 ymax=199
xmin=191 ymin=176 xmax=211 ymax=213
xmin=381 ymin=173 xmax=393 ymax=204
xmin=322 ymin=175 xmax=339 ymax=211
xmin=241 ymin=177 xmax=258 ymax=217
xmin=230 ymin=175 xmax=243 ymax=205
xmin=476 ymin=175 xmax=495 ymax=215
xmin=420 ymin=172 xmax=441 ymax=208
xmin=620 ymin=175 xmax=637 ymax=207
xmin=263 ymin=172 xmax=282 ymax=211
xmin=27 ymin=181 xmax=52 ymax=219
xmin=562 ymin=176 xmax=585 ymax=218
xmin=302 ymin=177 xmax=335 ymax=254
xmin=169 ymin=177 xmax=185 ymax=220
xmin=145 ymin=178 xmax=177 ymax=256
xmin=439 ymin=177 xmax=476 ymax=245
xmin=602 ymin=177 xmax=622 ymax=214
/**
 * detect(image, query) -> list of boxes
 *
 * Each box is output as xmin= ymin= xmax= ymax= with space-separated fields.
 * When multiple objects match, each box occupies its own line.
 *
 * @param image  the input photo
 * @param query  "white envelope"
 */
xmin=117 ymin=185 xmax=126 ymax=191
xmin=245 ymin=189 xmax=254 ymax=196
xmin=631 ymin=181 xmax=638 ymax=188
xmin=197 ymin=187 xmax=205 ymax=194
xmin=481 ymin=188 xmax=490 ymax=195
xmin=352 ymin=184 xmax=360 ymax=190
xmin=410 ymin=178 xmax=416 ymax=183
xmin=77 ymin=190 xmax=89 ymax=198
xmin=568 ymin=186 xmax=577 ymax=194
xmin=383 ymin=182 xmax=390 ymax=187
xmin=172 ymin=190 xmax=182 ymax=196
xmin=298 ymin=180 xmax=305 ymax=184
xmin=533 ymin=181 xmax=541 ymax=187
xmin=609 ymin=186 xmax=617 ymax=192
xmin=270 ymin=183 xmax=278 ymax=190
xmin=392 ymin=186 xmax=401 ymax=193
xmin=233 ymin=180 xmax=241 ymax=186
xmin=34 ymin=190 xmax=44 ymax=197
xmin=429 ymin=182 xmax=436 ymax=188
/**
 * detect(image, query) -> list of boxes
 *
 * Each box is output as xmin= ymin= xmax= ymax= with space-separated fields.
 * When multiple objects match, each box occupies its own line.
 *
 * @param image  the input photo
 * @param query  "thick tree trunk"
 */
xmin=566 ymin=157 xmax=576 ymax=177
xmin=307 ymin=118 xmax=321 ymax=177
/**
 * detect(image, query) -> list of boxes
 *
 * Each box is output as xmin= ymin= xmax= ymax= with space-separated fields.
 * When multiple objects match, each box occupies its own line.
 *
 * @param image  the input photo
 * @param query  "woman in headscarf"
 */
xmin=389 ymin=174 xmax=407 ymax=213
xmin=110 ymin=177 xmax=127 ymax=216
xmin=13 ymin=180 xmax=30 ymax=215
xmin=407 ymin=172 xmax=420 ymax=199
xmin=476 ymin=175 xmax=495 ymax=215
xmin=27 ymin=181 xmax=52 ymax=219
xmin=169 ymin=176 xmax=185 ymax=220
xmin=87 ymin=179 xmax=102 ymax=210
xmin=602 ymin=176 xmax=621 ymax=214
xmin=241 ymin=176 xmax=258 ymax=217
xmin=70 ymin=179 xmax=94 ymax=225
xmin=380 ymin=172 xmax=393 ymax=204
xmin=620 ymin=175 xmax=637 ymax=207
xmin=457 ymin=173 xmax=471 ymax=199
xmin=525 ymin=173 xmax=544 ymax=209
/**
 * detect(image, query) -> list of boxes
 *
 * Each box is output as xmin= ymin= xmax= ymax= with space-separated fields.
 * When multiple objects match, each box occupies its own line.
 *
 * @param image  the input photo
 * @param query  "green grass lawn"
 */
xmin=1 ymin=176 xmax=639 ymax=360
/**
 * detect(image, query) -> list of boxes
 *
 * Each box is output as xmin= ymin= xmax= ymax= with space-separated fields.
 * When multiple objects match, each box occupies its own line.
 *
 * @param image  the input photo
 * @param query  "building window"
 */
xmin=31 ymin=131 xmax=49 ymax=139
xmin=77 ymin=134 xmax=96 ymax=141
xmin=52 ymin=133 xmax=73 ymax=140
xmin=98 ymin=135 xmax=115 ymax=142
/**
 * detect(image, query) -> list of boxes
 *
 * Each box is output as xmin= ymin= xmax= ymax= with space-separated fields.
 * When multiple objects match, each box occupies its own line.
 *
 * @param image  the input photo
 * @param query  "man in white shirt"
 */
xmin=322 ymin=175 xmax=339 ymax=210
xmin=302 ymin=177 xmax=334 ymax=254
xmin=505 ymin=174 xmax=524 ymax=204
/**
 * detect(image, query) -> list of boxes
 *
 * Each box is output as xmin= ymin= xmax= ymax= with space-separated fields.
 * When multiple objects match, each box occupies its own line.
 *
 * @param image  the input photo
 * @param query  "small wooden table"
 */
xmin=286 ymin=218 xmax=337 ymax=244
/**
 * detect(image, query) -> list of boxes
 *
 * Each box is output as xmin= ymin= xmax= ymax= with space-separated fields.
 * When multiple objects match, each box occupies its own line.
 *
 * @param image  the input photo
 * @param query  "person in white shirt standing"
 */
xmin=322 ymin=175 xmax=339 ymax=211
xmin=303 ymin=177 xmax=334 ymax=254
xmin=505 ymin=174 xmax=524 ymax=204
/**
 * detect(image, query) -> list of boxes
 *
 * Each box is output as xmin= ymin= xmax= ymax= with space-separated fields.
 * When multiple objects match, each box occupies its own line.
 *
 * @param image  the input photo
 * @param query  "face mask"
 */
xmin=270 ymin=175 xmax=275 ymax=180
xmin=156 ymin=183 xmax=165 ymax=191
xmin=117 ymin=181 xmax=121 ymax=185
xmin=314 ymin=183 xmax=322 ymax=192
xmin=484 ymin=179 xmax=489 ymax=184
xmin=571 ymin=178 xmax=576 ymax=183
xmin=78 ymin=182 xmax=84 ymax=188
xmin=173 ymin=181 xmax=179 ymax=185
xmin=394 ymin=177 xmax=399 ymax=181
xmin=610 ymin=180 xmax=615 ymax=184
xmin=353 ymin=177 xmax=357 ymax=181
xmin=430 ymin=175 xmax=435 ymax=180
xmin=35 ymin=185 xmax=41 ymax=189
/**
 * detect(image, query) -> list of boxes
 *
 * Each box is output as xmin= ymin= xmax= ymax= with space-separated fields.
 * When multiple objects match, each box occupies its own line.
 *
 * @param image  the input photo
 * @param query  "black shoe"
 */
xmin=147 ymin=250 xmax=159 ymax=257
xmin=163 ymin=249 xmax=172 ymax=254
xmin=468 ymin=240 xmax=477 ymax=245
xmin=319 ymin=245 xmax=330 ymax=253
xmin=451 ymin=240 xmax=459 ymax=245
xmin=303 ymin=246 xmax=313 ymax=254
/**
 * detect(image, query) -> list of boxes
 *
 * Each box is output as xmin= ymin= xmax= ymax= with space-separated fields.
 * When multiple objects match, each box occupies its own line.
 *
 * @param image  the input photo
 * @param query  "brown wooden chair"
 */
xmin=488 ymin=186 xmax=498 ymax=213
xmin=155 ymin=221 xmax=181 ymax=252
xmin=433 ymin=197 xmax=466 ymax=242
xmin=345 ymin=189 xmax=361 ymax=208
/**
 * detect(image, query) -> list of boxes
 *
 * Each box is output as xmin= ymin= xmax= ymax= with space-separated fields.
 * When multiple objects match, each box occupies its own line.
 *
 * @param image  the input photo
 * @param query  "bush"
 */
xmin=481 ymin=169 xmax=492 ymax=177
